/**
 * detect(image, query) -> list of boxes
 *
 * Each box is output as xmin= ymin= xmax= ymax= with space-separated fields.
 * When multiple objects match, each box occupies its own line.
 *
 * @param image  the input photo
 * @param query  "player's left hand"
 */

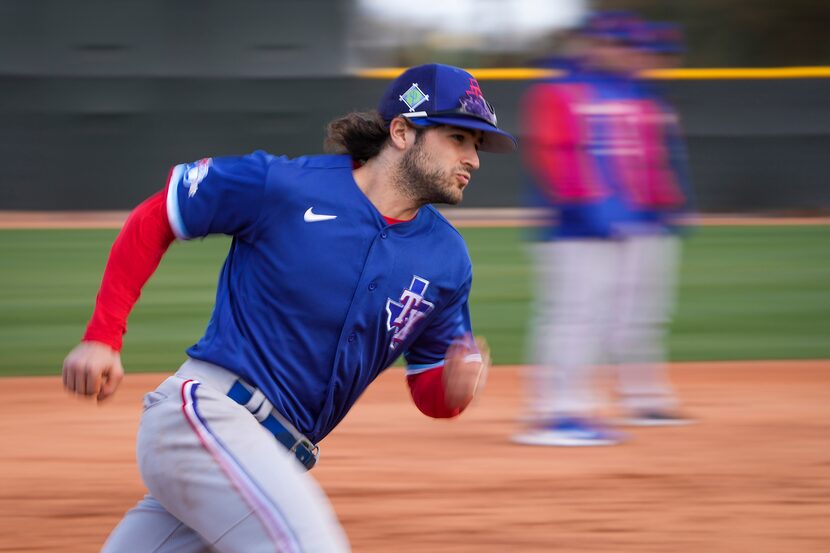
xmin=443 ymin=335 xmax=490 ymax=411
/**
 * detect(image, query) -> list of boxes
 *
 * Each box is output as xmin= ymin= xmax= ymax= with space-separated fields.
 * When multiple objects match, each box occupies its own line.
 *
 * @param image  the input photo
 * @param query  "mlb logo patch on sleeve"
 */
xmin=183 ymin=158 xmax=212 ymax=197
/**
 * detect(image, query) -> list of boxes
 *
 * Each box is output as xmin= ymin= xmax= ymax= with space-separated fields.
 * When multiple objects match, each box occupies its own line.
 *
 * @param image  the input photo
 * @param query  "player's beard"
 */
xmin=394 ymin=138 xmax=465 ymax=206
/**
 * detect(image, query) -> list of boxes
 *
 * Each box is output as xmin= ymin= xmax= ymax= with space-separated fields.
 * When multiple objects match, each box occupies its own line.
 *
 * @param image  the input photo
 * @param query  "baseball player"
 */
xmin=515 ymin=13 xmax=692 ymax=447
xmin=61 ymin=63 xmax=515 ymax=552
xmin=612 ymin=20 xmax=695 ymax=425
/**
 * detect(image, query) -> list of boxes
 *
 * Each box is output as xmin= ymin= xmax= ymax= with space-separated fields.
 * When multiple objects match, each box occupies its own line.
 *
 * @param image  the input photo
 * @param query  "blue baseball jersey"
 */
xmin=165 ymin=152 xmax=474 ymax=443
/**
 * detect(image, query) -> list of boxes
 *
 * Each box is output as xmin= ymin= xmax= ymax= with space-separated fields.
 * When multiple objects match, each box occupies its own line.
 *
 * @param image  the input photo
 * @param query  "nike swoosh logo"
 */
xmin=304 ymin=207 xmax=337 ymax=223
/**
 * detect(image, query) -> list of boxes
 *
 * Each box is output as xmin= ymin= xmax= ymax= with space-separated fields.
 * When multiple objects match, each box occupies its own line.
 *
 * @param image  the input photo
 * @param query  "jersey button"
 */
xmin=368 ymin=282 xmax=377 ymax=291
xmin=380 ymin=232 xmax=388 ymax=239
xmin=348 ymin=333 xmax=356 ymax=342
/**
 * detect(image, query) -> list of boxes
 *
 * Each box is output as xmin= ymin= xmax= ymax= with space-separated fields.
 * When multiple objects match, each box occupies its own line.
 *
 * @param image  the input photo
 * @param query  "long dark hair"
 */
xmin=323 ymin=110 xmax=390 ymax=163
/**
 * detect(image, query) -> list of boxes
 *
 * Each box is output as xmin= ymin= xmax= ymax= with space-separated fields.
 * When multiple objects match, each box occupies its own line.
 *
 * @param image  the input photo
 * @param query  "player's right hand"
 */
xmin=62 ymin=341 xmax=125 ymax=401
xmin=442 ymin=335 xmax=490 ymax=411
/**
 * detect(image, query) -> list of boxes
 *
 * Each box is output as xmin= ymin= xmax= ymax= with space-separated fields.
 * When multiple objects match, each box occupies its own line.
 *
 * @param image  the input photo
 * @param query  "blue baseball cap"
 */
xmin=378 ymin=63 xmax=517 ymax=153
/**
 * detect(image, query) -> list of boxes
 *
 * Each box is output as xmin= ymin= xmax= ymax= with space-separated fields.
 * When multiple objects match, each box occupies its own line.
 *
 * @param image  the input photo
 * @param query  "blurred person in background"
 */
xmin=611 ymin=20 xmax=695 ymax=427
xmin=514 ymin=12 xmax=694 ymax=447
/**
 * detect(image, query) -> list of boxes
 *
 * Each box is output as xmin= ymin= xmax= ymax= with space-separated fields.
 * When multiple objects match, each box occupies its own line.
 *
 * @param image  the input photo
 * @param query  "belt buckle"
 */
xmin=291 ymin=439 xmax=320 ymax=471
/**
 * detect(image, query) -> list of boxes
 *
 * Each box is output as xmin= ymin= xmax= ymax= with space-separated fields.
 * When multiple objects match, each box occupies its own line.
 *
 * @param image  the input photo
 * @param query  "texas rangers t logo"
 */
xmin=386 ymin=276 xmax=434 ymax=349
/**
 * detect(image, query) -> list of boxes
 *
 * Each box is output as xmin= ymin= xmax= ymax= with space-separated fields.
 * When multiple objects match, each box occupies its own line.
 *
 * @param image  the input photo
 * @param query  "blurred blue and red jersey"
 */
xmin=521 ymin=59 xmax=692 ymax=240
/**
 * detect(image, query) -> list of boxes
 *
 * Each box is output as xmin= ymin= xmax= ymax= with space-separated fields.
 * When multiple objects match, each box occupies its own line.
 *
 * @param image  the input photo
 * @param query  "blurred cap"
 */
xmin=579 ymin=10 xmax=642 ymax=42
xmin=629 ymin=21 xmax=685 ymax=54
xmin=378 ymin=63 xmax=517 ymax=153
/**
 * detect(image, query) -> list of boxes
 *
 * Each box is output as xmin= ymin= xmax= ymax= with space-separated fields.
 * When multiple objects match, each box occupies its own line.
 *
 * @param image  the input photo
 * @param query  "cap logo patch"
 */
xmin=458 ymin=94 xmax=498 ymax=126
xmin=399 ymin=83 xmax=429 ymax=112
xmin=466 ymin=78 xmax=483 ymax=97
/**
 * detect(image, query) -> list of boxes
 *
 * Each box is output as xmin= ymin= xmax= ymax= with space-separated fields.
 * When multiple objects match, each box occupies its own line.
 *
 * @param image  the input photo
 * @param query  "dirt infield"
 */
xmin=1 ymin=361 xmax=828 ymax=552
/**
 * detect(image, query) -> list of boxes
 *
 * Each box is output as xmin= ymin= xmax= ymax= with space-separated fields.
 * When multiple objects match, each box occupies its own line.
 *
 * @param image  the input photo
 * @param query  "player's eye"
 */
xmin=448 ymin=129 xmax=481 ymax=151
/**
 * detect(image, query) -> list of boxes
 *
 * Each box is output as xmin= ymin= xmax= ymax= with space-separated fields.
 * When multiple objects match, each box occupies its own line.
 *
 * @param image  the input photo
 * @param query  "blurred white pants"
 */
xmin=525 ymin=235 xmax=679 ymax=419
xmin=609 ymin=235 xmax=680 ymax=412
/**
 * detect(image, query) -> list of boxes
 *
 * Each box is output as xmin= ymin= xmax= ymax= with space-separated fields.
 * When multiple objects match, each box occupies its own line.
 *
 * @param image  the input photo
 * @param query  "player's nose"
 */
xmin=463 ymin=143 xmax=480 ymax=172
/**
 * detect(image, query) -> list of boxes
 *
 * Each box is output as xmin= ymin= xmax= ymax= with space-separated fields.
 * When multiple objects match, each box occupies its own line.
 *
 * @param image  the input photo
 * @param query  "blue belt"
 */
xmin=227 ymin=380 xmax=319 ymax=471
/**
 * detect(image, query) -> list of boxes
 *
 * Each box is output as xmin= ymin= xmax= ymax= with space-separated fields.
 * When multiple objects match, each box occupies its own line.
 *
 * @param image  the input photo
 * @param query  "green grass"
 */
xmin=0 ymin=230 xmax=229 ymax=376
xmin=665 ymin=226 xmax=830 ymax=361
xmin=1 ymin=226 xmax=828 ymax=376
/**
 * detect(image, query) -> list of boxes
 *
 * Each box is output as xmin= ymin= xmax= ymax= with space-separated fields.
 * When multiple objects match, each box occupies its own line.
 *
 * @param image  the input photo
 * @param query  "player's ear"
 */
xmin=388 ymin=117 xmax=413 ymax=151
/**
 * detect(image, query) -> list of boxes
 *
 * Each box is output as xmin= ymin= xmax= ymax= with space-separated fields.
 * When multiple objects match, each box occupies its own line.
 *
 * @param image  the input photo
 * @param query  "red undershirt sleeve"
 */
xmin=407 ymin=367 xmax=463 ymax=419
xmin=82 ymin=187 xmax=175 ymax=351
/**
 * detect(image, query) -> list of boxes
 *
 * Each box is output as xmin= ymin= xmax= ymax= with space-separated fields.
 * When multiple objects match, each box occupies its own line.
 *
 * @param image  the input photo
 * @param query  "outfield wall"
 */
xmin=2 ymin=74 xmax=829 ymax=212
xmin=1 ymin=1 xmax=828 ymax=212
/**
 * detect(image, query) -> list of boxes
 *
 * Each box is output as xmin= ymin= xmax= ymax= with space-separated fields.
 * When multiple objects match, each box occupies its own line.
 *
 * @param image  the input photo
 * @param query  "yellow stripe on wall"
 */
xmin=356 ymin=66 xmax=830 ymax=80
xmin=645 ymin=67 xmax=830 ymax=79
xmin=355 ymin=67 xmax=563 ymax=80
